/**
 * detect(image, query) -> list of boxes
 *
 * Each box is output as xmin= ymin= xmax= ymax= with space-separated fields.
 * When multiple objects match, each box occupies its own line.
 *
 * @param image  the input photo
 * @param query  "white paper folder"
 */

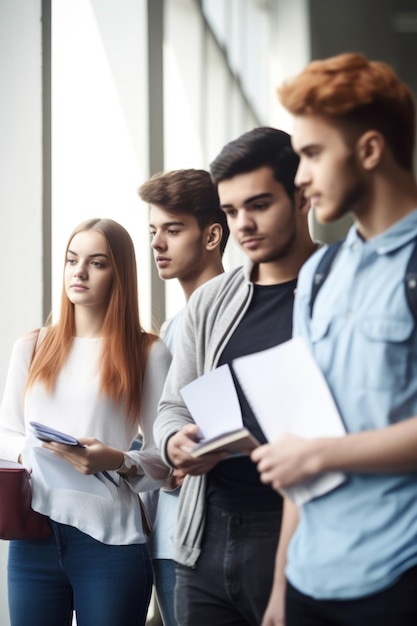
xmin=233 ymin=337 xmax=347 ymax=505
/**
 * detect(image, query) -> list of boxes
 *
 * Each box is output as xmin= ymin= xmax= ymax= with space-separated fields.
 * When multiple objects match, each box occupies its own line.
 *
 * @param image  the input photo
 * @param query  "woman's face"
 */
xmin=64 ymin=230 xmax=114 ymax=314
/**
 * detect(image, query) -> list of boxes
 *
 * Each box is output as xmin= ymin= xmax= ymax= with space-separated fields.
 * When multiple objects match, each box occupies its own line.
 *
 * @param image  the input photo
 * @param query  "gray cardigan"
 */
xmin=154 ymin=262 xmax=255 ymax=567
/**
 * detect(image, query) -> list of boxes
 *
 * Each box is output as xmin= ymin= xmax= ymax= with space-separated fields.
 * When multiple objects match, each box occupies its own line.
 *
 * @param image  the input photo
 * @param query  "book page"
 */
xmin=180 ymin=364 xmax=243 ymax=440
xmin=233 ymin=337 xmax=345 ymax=440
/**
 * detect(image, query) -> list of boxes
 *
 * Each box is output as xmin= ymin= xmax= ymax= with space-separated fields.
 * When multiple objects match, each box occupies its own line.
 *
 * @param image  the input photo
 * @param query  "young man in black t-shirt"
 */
xmin=155 ymin=127 xmax=316 ymax=626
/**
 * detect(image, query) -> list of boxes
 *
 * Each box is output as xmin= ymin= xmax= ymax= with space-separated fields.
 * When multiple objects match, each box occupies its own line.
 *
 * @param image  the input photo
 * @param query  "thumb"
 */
xmin=182 ymin=423 xmax=202 ymax=439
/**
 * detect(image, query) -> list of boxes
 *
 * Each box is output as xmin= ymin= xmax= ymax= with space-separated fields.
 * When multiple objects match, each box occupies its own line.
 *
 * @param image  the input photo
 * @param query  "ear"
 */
xmin=205 ymin=223 xmax=223 ymax=251
xmin=356 ymin=130 xmax=385 ymax=170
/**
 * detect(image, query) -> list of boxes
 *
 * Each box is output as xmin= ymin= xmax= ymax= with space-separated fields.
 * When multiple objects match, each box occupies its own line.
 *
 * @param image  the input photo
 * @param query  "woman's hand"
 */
xmin=42 ymin=438 xmax=124 ymax=475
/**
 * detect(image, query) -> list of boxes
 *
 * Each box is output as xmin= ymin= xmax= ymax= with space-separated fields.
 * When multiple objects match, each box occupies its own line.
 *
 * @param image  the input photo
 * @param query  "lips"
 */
xmin=239 ymin=237 xmax=263 ymax=249
xmin=155 ymin=256 xmax=171 ymax=267
xmin=70 ymin=284 xmax=88 ymax=290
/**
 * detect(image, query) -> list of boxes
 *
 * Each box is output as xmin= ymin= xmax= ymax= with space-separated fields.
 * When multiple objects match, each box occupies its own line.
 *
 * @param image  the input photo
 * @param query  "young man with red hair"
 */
xmin=253 ymin=53 xmax=417 ymax=625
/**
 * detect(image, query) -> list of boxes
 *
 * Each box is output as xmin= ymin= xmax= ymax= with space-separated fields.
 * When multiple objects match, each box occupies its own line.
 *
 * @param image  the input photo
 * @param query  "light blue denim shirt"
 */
xmin=147 ymin=309 xmax=185 ymax=559
xmin=287 ymin=209 xmax=417 ymax=599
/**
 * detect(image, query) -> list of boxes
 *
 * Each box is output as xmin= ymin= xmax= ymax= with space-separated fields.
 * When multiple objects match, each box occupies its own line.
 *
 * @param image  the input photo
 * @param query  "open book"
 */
xmin=188 ymin=427 xmax=260 ymax=458
xmin=181 ymin=338 xmax=346 ymax=505
xmin=180 ymin=364 xmax=258 ymax=458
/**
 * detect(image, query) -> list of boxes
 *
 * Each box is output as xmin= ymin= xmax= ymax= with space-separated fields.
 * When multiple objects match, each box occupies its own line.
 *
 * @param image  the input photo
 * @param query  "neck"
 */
xmin=180 ymin=259 xmax=225 ymax=301
xmin=354 ymin=167 xmax=417 ymax=240
xmin=253 ymin=239 xmax=318 ymax=285
xmin=74 ymin=307 xmax=106 ymax=338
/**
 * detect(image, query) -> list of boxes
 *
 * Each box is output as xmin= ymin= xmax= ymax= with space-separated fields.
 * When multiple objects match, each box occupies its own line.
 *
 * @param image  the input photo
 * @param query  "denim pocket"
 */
xmin=357 ymin=317 xmax=413 ymax=391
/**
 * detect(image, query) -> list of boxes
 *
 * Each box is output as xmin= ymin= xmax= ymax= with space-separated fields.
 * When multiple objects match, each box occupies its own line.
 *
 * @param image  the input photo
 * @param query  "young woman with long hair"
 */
xmin=0 ymin=218 xmax=172 ymax=626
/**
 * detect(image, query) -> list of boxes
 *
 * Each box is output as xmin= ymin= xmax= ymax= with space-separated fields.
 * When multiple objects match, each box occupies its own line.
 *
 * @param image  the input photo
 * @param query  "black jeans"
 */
xmin=175 ymin=505 xmax=281 ymax=626
xmin=286 ymin=564 xmax=417 ymax=626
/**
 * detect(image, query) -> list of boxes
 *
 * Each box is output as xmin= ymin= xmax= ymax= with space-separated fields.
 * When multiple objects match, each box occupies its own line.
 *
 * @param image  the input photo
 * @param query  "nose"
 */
xmin=294 ymin=159 xmax=309 ymax=189
xmin=151 ymin=231 xmax=166 ymax=251
xmin=74 ymin=263 xmax=87 ymax=279
xmin=235 ymin=209 xmax=255 ymax=232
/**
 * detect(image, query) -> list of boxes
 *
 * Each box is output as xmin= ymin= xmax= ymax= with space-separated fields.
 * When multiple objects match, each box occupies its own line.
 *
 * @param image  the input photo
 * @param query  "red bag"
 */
xmin=0 ymin=461 xmax=51 ymax=540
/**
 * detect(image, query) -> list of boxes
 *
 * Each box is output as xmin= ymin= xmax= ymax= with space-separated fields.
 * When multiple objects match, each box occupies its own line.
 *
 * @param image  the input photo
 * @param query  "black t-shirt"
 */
xmin=206 ymin=279 xmax=297 ymax=512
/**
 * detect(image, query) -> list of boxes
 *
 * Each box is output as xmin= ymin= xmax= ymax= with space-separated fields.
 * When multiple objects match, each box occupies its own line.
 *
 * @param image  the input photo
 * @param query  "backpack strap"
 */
xmin=405 ymin=239 xmax=417 ymax=321
xmin=309 ymin=237 xmax=417 ymax=322
xmin=309 ymin=240 xmax=344 ymax=318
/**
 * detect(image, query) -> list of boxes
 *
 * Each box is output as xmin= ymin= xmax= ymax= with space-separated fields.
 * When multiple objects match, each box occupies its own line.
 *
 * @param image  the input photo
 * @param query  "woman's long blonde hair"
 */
xmin=26 ymin=218 xmax=157 ymax=422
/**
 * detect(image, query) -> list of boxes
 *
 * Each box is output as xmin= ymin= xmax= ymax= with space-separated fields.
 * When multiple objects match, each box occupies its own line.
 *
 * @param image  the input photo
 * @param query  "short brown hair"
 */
xmin=278 ymin=53 xmax=416 ymax=171
xmin=138 ymin=169 xmax=229 ymax=254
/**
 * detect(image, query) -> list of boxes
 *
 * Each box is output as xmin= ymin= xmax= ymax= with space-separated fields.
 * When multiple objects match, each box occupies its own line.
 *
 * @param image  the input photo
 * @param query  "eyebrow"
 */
xmin=298 ymin=142 xmax=321 ymax=154
xmin=67 ymin=249 xmax=109 ymax=259
xmin=149 ymin=220 xmax=186 ymax=229
xmin=221 ymin=192 xmax=274 ymax=210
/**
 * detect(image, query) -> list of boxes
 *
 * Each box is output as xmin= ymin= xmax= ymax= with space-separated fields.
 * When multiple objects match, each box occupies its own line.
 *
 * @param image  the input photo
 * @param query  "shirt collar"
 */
xmin=344 ymin=208 xmax=417 ymax=255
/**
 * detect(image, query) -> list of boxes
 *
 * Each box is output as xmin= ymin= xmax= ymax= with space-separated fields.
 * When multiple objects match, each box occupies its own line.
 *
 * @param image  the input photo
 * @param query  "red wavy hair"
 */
xmin=26 ymin=218 xmax=157 ymax=423
xmin=278 ymin=52 xmax=416 ymax=171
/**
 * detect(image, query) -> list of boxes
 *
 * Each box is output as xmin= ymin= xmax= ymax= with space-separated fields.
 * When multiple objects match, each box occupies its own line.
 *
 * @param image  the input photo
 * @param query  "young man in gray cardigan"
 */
xmin=138 ymin=168 xmax=229 ymax=626
xmin=154 ymin=127 xmax=316 ymax=626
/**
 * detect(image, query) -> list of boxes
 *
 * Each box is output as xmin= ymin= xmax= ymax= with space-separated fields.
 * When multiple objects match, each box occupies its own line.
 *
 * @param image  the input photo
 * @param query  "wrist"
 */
xmin=113 ymin=452 xmax=125 ymax=471
xmin=271 ymin=575 xmax=287 ymax=593
xmin=309 ymin=437 xmax=334 ymax=475
xmin=166 ymin=432 xmax=179 ymax=467
xmin=116 ymin=453 xmax=135 ymax=475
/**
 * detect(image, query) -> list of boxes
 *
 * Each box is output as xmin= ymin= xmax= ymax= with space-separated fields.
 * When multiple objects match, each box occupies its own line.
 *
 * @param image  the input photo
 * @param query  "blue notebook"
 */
xmin=29 ymin=421 xmax=83 ymax=447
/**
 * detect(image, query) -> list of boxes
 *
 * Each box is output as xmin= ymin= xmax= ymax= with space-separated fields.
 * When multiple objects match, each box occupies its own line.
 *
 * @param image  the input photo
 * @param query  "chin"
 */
xmin=314 ymin=206 xmax=344 ymax=224
xmin=315 ymin=213 xmax=334 ymax=225
xmin=245 ymin=251 xmax=266 ymax=264
xmin=158 ymin=269 xmax=173 ymax=280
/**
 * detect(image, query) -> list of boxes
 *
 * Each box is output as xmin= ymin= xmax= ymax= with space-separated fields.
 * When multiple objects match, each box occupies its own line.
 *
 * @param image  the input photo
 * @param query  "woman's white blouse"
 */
xmin=0 ymin=334 xmax=172 ymax=545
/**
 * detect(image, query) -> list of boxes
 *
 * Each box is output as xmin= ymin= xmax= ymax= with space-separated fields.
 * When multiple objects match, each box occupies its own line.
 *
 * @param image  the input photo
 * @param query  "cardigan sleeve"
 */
xmin=154 ymin=298 xmax=202 ymax=467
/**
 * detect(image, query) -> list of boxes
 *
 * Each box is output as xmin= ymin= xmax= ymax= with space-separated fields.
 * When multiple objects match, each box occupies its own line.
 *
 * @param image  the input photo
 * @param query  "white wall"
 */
xmin=51 ymin=0 xmax=152 ymax=327
xmin=0 ymin=2 xmax=43 ymax=392
xmin=269 ymin=0 xmax=311 ymax=133
xmin=0 ymin=1 xmax=43 ymax=622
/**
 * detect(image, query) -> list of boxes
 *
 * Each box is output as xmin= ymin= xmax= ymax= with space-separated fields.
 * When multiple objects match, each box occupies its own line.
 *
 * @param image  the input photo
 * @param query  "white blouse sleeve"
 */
xmin=0 ymin=334 xmax=36 ymax=461
xmin=127 ymin=338 xmax=172 ymax=491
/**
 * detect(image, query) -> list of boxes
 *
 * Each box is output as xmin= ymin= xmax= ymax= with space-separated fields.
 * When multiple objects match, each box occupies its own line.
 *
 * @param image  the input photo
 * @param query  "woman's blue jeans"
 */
xmin=7 ymin=520 xmax=153 ymax=626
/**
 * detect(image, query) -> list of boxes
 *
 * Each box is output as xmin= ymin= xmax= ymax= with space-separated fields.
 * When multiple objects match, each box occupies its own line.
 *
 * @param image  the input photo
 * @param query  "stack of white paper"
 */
xmin=233 ymin=336 xmax=346 ymax=505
